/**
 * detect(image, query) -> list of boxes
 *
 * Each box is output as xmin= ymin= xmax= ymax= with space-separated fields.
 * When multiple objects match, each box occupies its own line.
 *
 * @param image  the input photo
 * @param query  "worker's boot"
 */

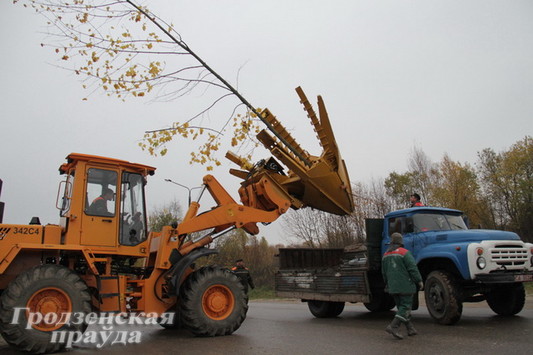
xmin=385 ymin=317 xmax=404 ymax=340
xmin=405 ymin=321 xmax=418 ymax=336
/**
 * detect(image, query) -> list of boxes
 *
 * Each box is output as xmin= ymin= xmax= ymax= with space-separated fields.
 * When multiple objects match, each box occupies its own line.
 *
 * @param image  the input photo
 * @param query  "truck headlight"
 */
xmin=477 ymin=257 xmax=486 ymax=269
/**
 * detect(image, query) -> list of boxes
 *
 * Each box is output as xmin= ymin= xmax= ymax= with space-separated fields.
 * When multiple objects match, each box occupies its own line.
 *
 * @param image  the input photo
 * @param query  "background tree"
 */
xmin=407 ymin=146 xmax=438 ymax=204
xmin=432 ymin=154 xmax=491 ymax=228
xmin=148 ymin=198 xmax=182 ymax=232
xmin=384 ymin=171 xmax=415 ymax=208
xmin=205 ymin=229 xmax=279 ymax=290
xmin=384 ymin=147 xmax=437 ymax=207
xmin=282 ymin=179 xmax=395 ymax=248
xmin=282 ymin=198 xmax=367 ymax=248
xmin=477 ymin=136 xmax=532 ymax=241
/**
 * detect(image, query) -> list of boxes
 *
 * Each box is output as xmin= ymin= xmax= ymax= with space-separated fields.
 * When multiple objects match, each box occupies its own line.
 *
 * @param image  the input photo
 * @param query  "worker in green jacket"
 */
xmin=382 ymin=232 xmax=423 ymax=339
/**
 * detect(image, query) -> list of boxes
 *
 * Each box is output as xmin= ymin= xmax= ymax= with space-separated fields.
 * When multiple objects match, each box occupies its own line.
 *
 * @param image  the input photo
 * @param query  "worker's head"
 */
xmin=235 ymin=258 xmax=244 ymax=267
xmin=410 ymin=193 xmax=421 ymax=203
xmin=103 ymin=188 xmax=114 ymax=200
xmin=391 ymin=232 xmax=403 ymax=246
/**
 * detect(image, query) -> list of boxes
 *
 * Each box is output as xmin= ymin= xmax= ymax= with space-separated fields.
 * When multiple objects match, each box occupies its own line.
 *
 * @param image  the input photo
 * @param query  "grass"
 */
xmin=525 ymin=282 xmax=533 ymax=295
xmin=248 ymin=286 xmax=278 ymax=300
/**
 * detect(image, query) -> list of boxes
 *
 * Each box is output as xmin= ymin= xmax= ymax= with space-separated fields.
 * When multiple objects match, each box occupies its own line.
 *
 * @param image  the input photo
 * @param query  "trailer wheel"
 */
xmin=364 ymin=290 xmax=395 ymax=312
xmin=307 ymin=301 xmax=345 ymax=318
xmin=486 ymin=283 xmax=525 ymax=316
xmin=179 ymin=266 xmax=247 ymax=336
xmin=424 ymin=270 xmax=462 ymax=325
xmin=0 ymin=264 xmax=91 ymax=353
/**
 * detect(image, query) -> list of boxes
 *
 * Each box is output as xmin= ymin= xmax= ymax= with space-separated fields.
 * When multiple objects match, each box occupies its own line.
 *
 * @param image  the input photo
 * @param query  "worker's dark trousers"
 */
xmin=392 ymin=294 xmax=413 ymax=321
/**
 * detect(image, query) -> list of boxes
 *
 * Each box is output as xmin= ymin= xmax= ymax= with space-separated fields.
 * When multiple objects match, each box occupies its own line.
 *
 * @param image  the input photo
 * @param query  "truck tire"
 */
xmin=364 ymin=290 xmax=395 ymax=312
xmin=179 ymin=266 xmax=247 ymax=336
xmin=0 ymin=264 xmax=91 ymax=354
xmin=424 ymin=270 xmax=462 ymax=325
xmin=486 ymin=283 xmax=525 ymax=316
xmin=307 ymin=300 xmax=345 ymax=318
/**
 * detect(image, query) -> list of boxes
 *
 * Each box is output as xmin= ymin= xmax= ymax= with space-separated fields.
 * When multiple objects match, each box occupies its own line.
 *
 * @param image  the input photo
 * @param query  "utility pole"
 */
xmin=0 ymin=179 xmax=4 ymax=223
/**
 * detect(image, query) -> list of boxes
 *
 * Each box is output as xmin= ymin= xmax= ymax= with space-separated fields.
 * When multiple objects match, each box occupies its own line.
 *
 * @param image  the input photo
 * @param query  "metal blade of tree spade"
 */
xmin=229 ymin=87 xmax=354 ymax=216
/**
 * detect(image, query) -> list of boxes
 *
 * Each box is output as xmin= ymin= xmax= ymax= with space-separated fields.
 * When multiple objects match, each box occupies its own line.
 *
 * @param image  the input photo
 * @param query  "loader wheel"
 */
xmin=307 ymin=300 xmax=345 ymax=318
xmin=0 ymin=264 xmax=91 ymax=354
xmin=179 ymin=266 xmax=248 ymax=336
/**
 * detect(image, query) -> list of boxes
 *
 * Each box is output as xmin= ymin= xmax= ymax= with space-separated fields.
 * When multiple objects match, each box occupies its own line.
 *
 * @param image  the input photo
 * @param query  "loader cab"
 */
xmin=58 ymin=153 xmax=155 ymax=252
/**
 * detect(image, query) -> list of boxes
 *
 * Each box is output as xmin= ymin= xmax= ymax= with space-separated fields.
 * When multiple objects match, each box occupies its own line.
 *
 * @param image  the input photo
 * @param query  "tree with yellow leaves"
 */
xmin=14 ymin=0 xmax=287 ymax=170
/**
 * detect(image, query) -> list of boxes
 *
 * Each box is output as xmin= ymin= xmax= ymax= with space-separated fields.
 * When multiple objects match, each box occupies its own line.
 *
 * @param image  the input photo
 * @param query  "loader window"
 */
xmin=85 ymin=169 xmax=117 ymax=217
xmin=120 ymin=172 xmax=147 ymax=246
xmin=57 ymin=173 xmax=73 ymax=217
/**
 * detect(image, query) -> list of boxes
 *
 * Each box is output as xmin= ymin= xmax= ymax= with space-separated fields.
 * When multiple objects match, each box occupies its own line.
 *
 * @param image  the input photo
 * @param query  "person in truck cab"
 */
xmin=409 ymin=193 xmax=424 ymax=207
xmin=382 ymin=233 xmax=423 ymax=339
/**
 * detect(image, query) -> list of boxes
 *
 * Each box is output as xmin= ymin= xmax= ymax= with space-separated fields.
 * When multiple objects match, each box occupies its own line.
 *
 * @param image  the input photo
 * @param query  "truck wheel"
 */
xmin=307 ymin=300 xmax=345 ymax=318
xmin=0 ymin=264 xmax=91 ymax=353
xmin=364 ymin=290 xmax=395 ymax=312
xmin=486 ymin=283 xmax=525 ymax=316
xmin=424 ymin=271 xmax=462 ymax=325
xmin=179 ymin=266 xmax=248 ymax=336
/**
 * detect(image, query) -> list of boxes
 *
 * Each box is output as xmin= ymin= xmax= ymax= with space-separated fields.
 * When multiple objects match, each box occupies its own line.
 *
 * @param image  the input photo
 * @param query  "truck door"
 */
xmin=388 ymin=216 xmax=419 ymax=257
xmin=81 ymin=167 xmax=118 ymax=247
xmin=119 ymin=172 xmax=148 ymax=246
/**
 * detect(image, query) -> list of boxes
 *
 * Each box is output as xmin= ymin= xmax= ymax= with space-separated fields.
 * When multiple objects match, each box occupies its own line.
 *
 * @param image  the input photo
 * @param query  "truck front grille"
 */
xmin=490 ymin=245 xmax=528 ymax=267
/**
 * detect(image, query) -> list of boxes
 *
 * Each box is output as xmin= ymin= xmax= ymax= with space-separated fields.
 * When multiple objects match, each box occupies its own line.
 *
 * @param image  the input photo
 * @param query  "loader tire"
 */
xmin=179 ymin=266 xmax=248 ymax=336
xmin=307 ymin=300 xmax=345 ymax=318
xmin=0 ymin=264 xmax=91 ymax=354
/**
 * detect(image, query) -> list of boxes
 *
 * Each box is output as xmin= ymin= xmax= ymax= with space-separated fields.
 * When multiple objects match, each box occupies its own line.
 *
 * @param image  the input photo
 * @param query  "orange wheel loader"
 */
xmin=0 ymin=88 xmax=353 ymax=353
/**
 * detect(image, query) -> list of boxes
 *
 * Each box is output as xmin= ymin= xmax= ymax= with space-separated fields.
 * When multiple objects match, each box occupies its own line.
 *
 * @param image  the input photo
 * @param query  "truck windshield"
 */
xmin=413 ymin=213 xmax=467 ymax=232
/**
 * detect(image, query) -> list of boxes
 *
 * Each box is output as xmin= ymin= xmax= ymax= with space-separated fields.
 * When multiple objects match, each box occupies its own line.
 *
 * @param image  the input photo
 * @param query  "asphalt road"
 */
xmin=1 ymin=297 xmax=532 ymax=354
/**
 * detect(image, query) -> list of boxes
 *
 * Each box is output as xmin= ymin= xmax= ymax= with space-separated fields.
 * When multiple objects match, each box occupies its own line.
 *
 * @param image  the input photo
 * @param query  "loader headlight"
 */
xmin=476 ymin=257 xmax=486 ymax=269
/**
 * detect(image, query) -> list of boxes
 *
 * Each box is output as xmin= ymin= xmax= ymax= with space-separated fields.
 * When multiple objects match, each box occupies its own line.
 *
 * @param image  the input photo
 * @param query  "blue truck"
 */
xmin=275 ymin=206 xmax=533 ymax=324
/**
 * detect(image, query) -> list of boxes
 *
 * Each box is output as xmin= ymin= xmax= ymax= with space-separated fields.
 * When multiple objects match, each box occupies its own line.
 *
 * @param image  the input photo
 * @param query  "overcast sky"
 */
xmin=1 ymin=1 xmax=532 ymax=244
